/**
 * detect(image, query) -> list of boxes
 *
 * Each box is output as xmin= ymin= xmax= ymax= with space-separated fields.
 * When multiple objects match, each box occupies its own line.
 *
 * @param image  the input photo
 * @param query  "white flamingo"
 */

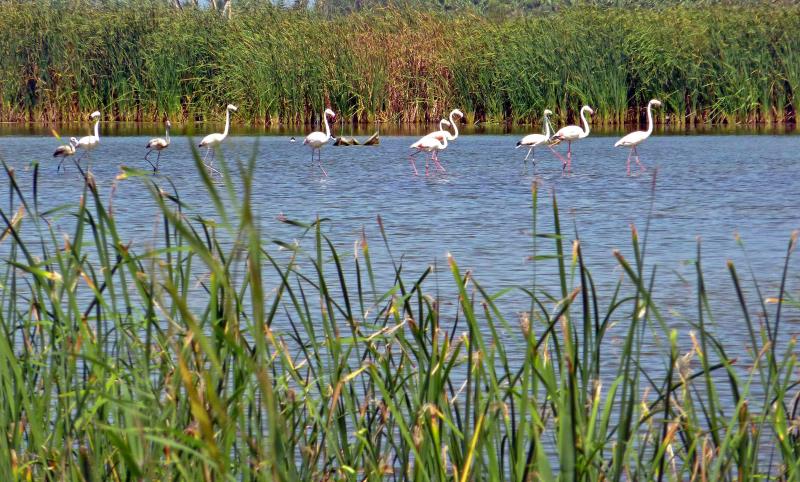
xmin=199 ymin=104 xmax=237 ymax=174
xmin=516 ymin=109 xmax=554 ymax=168
xmin=615 ymin=99 xmax=662 ymax=175
xmin=303 ymin=108 xmax=336 ymax=176
xmin=145 ymin=120 xmax=171 ymax=172
xmin=550 ymin=105 xmax=594 ymax=173
xmin=409 ymin=120 xmax=450 ymax=176
xmin=422 ymin=108 xmax=464 ymax=143
xmin=54 ymin=137 xmax=79 ymax=173
xmin=75 ymin=111 xmax=101 ymax=165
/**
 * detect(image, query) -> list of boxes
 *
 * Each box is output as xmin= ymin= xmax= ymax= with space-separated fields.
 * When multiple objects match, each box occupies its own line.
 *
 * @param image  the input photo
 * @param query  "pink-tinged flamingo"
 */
xmin=516 ymin=109 xmax=553 ymax=168
xmin=550 ymin=105 xmax=594 ymax=173
xmin=422 ymin=108 xmax=464 ymax=143
xmin=409 ymin=120 xmax=450 ymax=175
xmin=145 ymin=120 xmax=171 ymax=172
xmin=54 ymin=137 xmax=79 ymax=173
xmin=199 ymin=104 xmax=237 ymax=174
xmin=303 ymin=108 xmax=336 ymax=176
xmin=615 ymin=99 xmax=661 ymax=175
xmin=75 ymin=111 xmax=101 ymax=166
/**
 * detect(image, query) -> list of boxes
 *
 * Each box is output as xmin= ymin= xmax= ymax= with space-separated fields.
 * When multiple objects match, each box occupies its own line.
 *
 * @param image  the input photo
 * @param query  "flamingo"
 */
xmin=75 ymin=111 xmax=102 ymax=165
xmin=54 ymin=137 xmax=79 ymax=173
xmin=615 ymin=99 xmax=662 ymax=175
xmin=550 ymin=105 xmax=594 ymax=173
xmin=199 ymin=104 xmax=237 ymax=174
xmin=422 ymin=108 xmax=465 ymax=143
xmin=303 ymin=108 xmax=336 ymax=176
xmin=516 ymin=109 xmax=554 ymax=168
xmin=409 ymin=120 xmax=450 ymax=176
xmin=145 ymin=120 xmax=171 ymax=172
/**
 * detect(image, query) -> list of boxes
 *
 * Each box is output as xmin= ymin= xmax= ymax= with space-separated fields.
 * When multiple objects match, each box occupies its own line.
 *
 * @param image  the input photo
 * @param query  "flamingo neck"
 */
xmin=579 ymin=109 xmax=591 ymax=138
xmin=222 ymin=109 xmax=231 ymax=138
xmin=543 ymin=114 xmax=551 ymax=138
xmin=439 ymin=119 xmax=447 ymax=131
xmin=448 ymin=111 xmax=459 ymax=140
xmin=323 ymin=112 xmax=331 ymax=141
xmin=165 ymin=124 xmax=171 ymax=144
xmin=93 ymin=119 xmax=100 ymax=140
xmin=645 ymin=102 xmax=655 ymax=137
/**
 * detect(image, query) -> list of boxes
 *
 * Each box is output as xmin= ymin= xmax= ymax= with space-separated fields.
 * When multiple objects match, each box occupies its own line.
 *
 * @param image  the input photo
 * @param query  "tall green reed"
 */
xmin=0 ymin=150 xmax=798 ymax=480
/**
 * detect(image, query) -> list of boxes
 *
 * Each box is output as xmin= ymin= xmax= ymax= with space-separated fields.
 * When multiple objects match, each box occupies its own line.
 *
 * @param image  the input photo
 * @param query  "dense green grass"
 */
xmin=0 ymin=149 xmax=798 ymax=480
xmin=1 ymin=2 xmax=799 ymax=125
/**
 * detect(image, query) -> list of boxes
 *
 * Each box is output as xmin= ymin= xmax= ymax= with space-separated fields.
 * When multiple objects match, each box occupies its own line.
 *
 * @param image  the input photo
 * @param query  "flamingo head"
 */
xmin=650 ymin=99 xmax=662 ymax=107
xmin=543 ymin=109 xmax=553 ymax=116
xmin=69 ymin=137 xmax=79 ymax=146
xmin=90 ymin=111 xmax=101 ymax=119
xmin=227 ymin=104 xmax=238 ymax=112
xmin=441 ymin=120 xmax=451 ymax=127
xmin=582 ymin=105 xmax=594 ymax=115
xmin=324 ymin=108 xmax=336 ymax=119
xmin=452 ymin=109 xmax=465 ymax=119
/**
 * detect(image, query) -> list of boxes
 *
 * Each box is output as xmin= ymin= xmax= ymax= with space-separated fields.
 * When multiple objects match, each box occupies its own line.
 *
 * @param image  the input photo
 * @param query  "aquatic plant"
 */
xmin=1 ymin=2 xmax=799 ymax=125
xmin=0 ymin=149 xmax=798 ymax=479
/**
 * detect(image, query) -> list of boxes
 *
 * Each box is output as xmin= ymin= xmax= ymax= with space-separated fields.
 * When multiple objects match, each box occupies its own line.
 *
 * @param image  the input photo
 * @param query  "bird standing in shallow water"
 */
xmin=409 ymin=120 xmax=450 ymax=176
xmin=75 ymin=111 xmax=102 ymax=167
xmin=199 ymin=104 xmax=237 ymax=175
xmin=615 ymin=99 xmax=661 ymax=175
xmin=303 ymin=108 xmax=336 ymax=177
xmin=54 ymin=137 xmax=79 ymax=173
xmin=516 ymin=109 xmax=554 ymax=169
xmin=145 ymin=120 xmax=171 ymax=172
xmin=550 ymin=105 xmax=594 ymax=173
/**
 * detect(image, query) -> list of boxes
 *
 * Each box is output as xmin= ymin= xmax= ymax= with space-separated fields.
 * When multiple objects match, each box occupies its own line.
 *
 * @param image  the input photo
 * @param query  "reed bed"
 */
xmin=0 ymin=149 xmax=798 ymax=480
xmin=1 ymin=1 xmax=799 ymax=125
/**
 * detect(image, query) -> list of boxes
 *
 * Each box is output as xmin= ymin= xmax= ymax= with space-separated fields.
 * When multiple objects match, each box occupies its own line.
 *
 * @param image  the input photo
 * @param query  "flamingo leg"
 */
xmin=523 ymin=147 xmax=532 ymax=162
xmin=408 ymin=150 xmax=420 ymax=176
xmin=566 ymin=142 xmax=572 ymax=173
xmin=634 ymin=146 xmax=645 ymax=171
xmin=145 ymin=149 xmax=157 ymax=172
xmin=432 ymin=151 xmax=445 ymax=173
xmin=318 ymin=149 xmax=328 ymax=177
xmin=155 ymin=150 xmax=162 ymax=172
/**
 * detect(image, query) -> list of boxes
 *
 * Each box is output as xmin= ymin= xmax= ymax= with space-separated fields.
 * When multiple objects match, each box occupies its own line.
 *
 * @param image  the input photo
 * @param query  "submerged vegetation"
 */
xmin=1 ymin=1 xmax=800 ymax=125
xmin=0 ymin=150 xmax=798 ymax=480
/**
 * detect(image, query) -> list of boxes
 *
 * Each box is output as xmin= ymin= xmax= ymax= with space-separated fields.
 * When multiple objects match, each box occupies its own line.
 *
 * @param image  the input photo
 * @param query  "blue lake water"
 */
xmin=1 ymin=131 xmax=799 ymax=372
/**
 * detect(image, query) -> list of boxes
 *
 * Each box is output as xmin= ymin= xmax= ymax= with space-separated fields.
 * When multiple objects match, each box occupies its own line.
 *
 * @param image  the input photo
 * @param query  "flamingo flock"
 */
xmin=51 ymin=101 xmax=664 ymax=177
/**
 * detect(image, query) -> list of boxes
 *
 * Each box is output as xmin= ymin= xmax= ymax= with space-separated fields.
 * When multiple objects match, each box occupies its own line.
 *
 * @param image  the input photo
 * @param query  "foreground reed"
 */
xmin=2 ymin=2 xmax=800 ymax=125
xmin=0 ymin=149 xmax=798 ymax=481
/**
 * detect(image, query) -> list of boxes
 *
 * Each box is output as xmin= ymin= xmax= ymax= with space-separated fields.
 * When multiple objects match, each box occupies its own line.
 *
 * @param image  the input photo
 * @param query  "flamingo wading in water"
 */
xmin=615 ymin=99 xmax=661 ymax=175
xmin=516 ymin=109 xmax=554 ymax=168
xmin=145 ymin=120 xmax=171 ymax=172
xmin=75 ymin=111 xmax=102 ymax=166
xmin=409 ymin=120 xmax=450 ymax=176
xmin=54 ymin=137 xmax=79 ymax=173
xmin=303 ymin=108 xmax=336 ymax=176
xmin=199 ymin=104 xmax=237 ymax=174
xmin=550 ymin=105 xmax=594 ymax=173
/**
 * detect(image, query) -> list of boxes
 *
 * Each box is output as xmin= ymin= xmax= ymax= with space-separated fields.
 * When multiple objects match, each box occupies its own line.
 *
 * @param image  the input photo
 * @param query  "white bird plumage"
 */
xmin=409 ymin=120 xmax=451 ymax=176
xmin=615 ymin=99 xmax=661 ymax=175
xmin=54 ymin=137 xmax=79 ymax=172
xmin=303 ymin=108 xmax=336 ymax=176
xmin=199 ymin=104 xmax=237 ymax=173
xmin=75 ymin=111 xmax=101 ymax=165
xmin=420 ymin=109 xmax=464 ymax=143
xmin=145 ymin=120 xmax=171 ymax=172
xmin=516 ymin=109 xmax=553 ymax=167
xmin=550 ymin=105 xmax=594 ymax=173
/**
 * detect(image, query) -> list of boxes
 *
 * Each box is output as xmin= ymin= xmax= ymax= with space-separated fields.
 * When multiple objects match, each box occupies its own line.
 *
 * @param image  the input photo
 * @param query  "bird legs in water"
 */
xmin=203 ymin=148 xmax=223 ymax=177
xmin=548 ymin=142 xmax=572 ymax=174
xmin=523 ymin=147 xmax=536 ymax=172
xmin=310 ymin=149 xmax=328 ymax=177
xmin=144 ymin=149 xmax=161 ymax=173
xmin=409 ymin=150 xmax=445 ymax=177
xmin=626 ymin=146 xmax=646 ymax=176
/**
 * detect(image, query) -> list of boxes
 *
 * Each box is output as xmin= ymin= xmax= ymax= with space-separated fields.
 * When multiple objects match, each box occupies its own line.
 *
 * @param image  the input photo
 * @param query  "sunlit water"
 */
xmin=1 ymin=131 xmax=799 ymax=393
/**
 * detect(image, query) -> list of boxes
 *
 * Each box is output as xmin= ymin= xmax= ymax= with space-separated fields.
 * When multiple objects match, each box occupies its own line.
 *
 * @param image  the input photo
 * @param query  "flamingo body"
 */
xmin=616 ymin=99 xmax=661 ymax=175
xmin=54 ymin=137 xmax=79 ymax=172
xmin=550 ymin=105 xmax=594 ymax=173
xmin=199 ymin=104 xmax=237 ymax=174
xmin=516 ymin=109 xmax=553 ymax=167
xmin=76 ymin=111 xmax=102 ymax=153
xmin=145 ymin=120 xmax=171 ymax=171
xmin=304 ymin=108 xmax=336 ymax=176
xmin=409 ymin=120 xmax=450 ymax=175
